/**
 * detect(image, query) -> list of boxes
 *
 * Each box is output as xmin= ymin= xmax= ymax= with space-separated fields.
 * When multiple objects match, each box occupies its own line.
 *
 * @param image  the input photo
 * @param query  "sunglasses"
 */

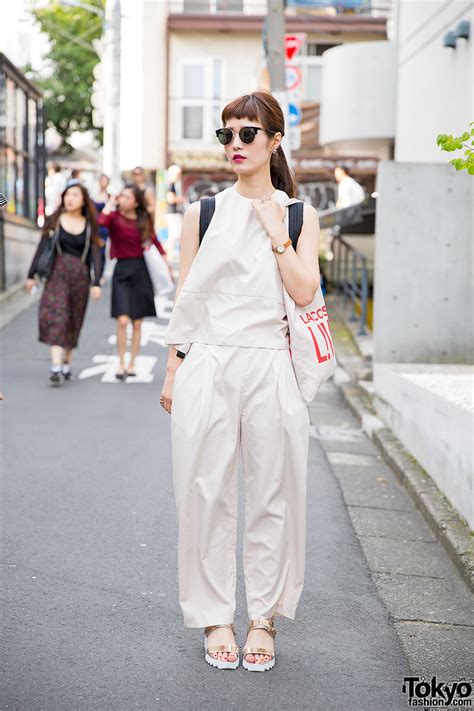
xmin=215 ymin=126 xmax=276 ymax=146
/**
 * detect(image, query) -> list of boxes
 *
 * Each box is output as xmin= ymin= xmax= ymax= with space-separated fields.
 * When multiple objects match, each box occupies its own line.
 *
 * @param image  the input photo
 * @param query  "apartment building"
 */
xmin=117 ymin=0 xmax=391 ymax=201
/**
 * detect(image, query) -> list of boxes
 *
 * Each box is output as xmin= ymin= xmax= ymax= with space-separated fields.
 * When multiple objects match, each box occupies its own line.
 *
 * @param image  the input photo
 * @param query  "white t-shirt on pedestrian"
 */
xmin=336 ymin=176 xmax=365 ymax=209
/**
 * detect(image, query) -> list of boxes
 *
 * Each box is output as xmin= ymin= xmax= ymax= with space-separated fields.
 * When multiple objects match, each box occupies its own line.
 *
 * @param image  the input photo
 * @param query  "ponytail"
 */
xmin=270 ymin=145 xmax=297 ymax=198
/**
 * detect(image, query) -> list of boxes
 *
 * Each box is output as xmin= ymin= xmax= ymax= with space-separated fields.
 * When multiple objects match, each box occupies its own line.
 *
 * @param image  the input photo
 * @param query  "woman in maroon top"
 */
xmin=98 ymin=183 xmax=168 ymax=379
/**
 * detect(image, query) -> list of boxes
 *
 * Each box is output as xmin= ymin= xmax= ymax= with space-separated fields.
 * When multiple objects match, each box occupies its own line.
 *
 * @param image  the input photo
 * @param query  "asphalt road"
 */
xmin=0 ymin=286 xmax=409 ymax=710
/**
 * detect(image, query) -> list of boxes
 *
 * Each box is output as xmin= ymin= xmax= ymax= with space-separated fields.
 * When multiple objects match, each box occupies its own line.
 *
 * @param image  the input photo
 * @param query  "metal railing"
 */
xmin=330 ymin=233 xmax=369 ymax=335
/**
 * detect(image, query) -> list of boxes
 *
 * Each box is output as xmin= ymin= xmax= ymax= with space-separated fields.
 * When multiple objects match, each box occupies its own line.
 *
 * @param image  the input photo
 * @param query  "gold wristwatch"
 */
xmin=272 ymin=239 xmax=291 ymax=254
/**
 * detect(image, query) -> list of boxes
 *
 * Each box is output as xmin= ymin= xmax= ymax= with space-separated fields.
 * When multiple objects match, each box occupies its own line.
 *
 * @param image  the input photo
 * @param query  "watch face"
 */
xmin=276 ymin=245 xmax=285 ymax=254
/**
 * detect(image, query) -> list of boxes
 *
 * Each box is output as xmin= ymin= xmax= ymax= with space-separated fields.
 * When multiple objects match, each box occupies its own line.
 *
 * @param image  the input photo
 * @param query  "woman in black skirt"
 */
xmin=26 ymin=182 xmax=104 ymax=384
xmin=98 ymin=183 xmax=168 ymax=380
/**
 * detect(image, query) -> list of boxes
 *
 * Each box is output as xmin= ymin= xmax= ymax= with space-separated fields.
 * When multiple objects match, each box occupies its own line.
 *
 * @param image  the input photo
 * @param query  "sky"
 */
xmin=0 ymin=0 xmax=49 ymax=71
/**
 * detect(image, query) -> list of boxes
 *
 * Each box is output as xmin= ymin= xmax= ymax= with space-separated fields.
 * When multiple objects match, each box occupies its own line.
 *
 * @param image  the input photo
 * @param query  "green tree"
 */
xmin=437 ymin=123 xmax=474 ymax=175
xmin=29 ymin=0 xmax=105 ymax=147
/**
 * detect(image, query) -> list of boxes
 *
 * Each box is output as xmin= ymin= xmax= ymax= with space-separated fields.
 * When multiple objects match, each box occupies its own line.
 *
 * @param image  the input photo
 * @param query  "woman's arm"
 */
xmin=170 ymin=200 xmax=200 ymax=304
xmin=99 ymin=195 xmax=117 ymax=218
xmin=151 ymin=233 xmax=166 ymax=256
xmin=26 ymin=233 xmax=50 ymax=281
xmin=90 ymin=242 xmax=104 ymax=287
xmin=253 ymin=201 xmax=320 ymax=307
xmin=161 ymin=201 xmax=200 ymax=413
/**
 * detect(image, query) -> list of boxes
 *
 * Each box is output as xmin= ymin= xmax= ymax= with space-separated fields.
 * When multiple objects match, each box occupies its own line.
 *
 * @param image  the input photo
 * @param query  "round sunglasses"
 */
xmin=215 ymin=126 xmax=276 ymax=146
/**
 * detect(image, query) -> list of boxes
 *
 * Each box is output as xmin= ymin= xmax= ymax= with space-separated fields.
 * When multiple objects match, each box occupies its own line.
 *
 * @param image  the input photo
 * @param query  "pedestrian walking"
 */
xmin=98 ymin=183 xmax=168 ymax=380
xmin=93 ymin=173 xmax=112 ymax=278
xmin=26 ymin=181 xmax=104 ymax=384
xmin=130 ymin=166 xmax=156 ymax=220
xmin=334 ymin=164 xmax=365 ymax=208
xmin=165 ymin=164 xmax=185 ymax=262
xmin=161 ymin=91 xmax=320 ymax=671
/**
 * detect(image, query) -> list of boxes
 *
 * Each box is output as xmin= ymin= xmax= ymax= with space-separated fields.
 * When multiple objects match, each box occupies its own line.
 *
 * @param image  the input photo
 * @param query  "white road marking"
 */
xmin=78 ymin=354 xmax=157 ymax=383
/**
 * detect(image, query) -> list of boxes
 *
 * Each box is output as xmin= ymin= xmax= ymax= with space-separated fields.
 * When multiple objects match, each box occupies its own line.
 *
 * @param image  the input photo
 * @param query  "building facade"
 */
xmin=0 ymin=53 xmax=45 ymax=291
xmin=114 ymin=0 xmax=392 ymax=206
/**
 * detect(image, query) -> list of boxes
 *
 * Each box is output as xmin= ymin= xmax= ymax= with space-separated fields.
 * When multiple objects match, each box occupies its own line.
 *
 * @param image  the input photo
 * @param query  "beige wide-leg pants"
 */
xmin=171 ymin=342 xmax=310 ymax=628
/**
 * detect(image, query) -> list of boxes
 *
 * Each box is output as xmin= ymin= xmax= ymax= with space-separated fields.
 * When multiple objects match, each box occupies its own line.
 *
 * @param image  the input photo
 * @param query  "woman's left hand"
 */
xmin=91 ymin=286 xmax=102 ymax=301
xmin=251 ymin=197 xmax=285 ymax=237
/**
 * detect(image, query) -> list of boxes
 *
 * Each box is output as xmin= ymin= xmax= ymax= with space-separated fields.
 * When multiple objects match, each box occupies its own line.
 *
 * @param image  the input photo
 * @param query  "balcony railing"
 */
xmin=167 ymin=0 xmax=391 ymax=16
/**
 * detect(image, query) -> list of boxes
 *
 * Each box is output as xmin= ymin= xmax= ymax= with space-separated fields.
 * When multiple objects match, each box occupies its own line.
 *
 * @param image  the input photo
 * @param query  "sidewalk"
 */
xmin=0 ymin=286 xmax=472 ymax=709
xmin=324 ymin=294 xmax=473 ymax=678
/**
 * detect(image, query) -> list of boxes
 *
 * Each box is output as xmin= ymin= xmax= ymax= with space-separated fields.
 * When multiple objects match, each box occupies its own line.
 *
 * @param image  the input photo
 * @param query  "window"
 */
xmin=183 ymin=106 xmax=203 ymax=139
xmin=181 ymin=0 xmax=243 ymax=12
xmin=0 ymin=56 xmax=44 ymax=223
xmin=304 ymin=42 xmax=339 ymax=57
xmin=178 ymin=58 xmax=223 ymax=143
xmin=216 ymin=0 xmax=243 ymax=11
xmin=300 ymin=42 xmax=339 ymax=103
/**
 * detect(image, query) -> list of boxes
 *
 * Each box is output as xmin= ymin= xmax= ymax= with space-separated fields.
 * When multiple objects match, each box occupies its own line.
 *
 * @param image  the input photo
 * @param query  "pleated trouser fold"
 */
xmin=171 ymin=343 xmax=310 ymax=628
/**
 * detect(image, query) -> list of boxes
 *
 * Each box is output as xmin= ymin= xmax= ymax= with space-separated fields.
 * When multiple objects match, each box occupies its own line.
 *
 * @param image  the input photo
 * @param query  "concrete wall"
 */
xmin=373 ymin=161 xmax=473 ymax=364
xmin=373 ymin=363 xmax=473 ymax=528
xmin=319 ymin=41 xmax=397 ymax=148
xmin=395 ymin=1 xmax=473 ymax=163
xmin=2 ymin=219 xmax=40 ymax=290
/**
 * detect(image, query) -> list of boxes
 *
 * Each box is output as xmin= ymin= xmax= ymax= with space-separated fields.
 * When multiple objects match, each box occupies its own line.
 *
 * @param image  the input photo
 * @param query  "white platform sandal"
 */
xmin=242 ymin=617 xmax=276 ymax=672
xmin=204 ymin=623 xmax=240 ymax=670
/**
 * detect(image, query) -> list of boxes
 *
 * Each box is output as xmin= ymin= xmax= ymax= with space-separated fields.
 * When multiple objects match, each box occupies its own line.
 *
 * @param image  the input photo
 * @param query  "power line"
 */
xmin=399 ymin=2 xmax=473 ymax=67
xmin=400 ymin=0 xmax=454 ymax=47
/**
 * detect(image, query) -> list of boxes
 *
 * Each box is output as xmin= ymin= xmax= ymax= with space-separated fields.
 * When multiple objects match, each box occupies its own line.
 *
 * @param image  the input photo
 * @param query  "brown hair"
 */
xmin=221 ymin=91 xmax=297 ymax=198
xmin=122 ymin=182 xmax=154 ymax=243
xmin=44 ymin=182 xmax=102 ymax=246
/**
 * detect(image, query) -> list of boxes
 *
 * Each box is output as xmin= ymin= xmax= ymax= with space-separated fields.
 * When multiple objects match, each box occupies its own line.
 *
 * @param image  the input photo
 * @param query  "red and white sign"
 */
xmin=285 ymin=63 xmax=302 ymax=91
xmin=284 ymin=33 xmax=306 ymax=62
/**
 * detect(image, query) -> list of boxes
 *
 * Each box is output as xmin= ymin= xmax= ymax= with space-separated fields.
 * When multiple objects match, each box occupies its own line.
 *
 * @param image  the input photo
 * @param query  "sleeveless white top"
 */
xmin=165 ymin=185 xmax=296 ymax=352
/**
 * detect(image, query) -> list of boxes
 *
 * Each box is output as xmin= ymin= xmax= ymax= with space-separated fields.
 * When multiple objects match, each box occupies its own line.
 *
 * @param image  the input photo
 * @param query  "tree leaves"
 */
xmin=437 ymin=124 xmax=474 ymax=174
xmin=29 ymin=1 xmax=104 ymax=148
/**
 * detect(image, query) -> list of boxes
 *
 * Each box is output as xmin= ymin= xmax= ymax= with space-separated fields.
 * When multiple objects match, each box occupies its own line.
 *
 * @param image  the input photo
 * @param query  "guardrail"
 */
xmin=329 ymin=233 xmax=369 ymax=335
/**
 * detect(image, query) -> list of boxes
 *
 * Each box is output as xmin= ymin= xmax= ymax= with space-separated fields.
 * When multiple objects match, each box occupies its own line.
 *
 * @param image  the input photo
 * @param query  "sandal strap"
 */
xmin=246 ymin=617 xmax=276 ymax=639
xmin=243 ymin=646 xmax=274 ymax=657
xmin=204 ymin=623 xmax=236 ymax=637
xmin=206 ymin=644 xmax=240 ymax=654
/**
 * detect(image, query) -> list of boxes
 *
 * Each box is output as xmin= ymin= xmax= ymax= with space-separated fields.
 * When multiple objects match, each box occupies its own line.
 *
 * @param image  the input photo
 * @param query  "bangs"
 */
xmin=221 ymin=94 xmax=262 ymax=125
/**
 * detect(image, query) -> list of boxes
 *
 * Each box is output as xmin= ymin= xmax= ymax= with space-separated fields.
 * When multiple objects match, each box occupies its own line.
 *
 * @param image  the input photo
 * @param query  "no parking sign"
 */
xmin=285 ymin=64 xmax=302 ymax=91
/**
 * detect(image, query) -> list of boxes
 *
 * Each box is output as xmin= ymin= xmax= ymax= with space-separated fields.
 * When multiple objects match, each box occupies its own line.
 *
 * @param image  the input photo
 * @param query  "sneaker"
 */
xmin=49 ymin=371 xmax=63 ymax=385
xmin=61 ymin=370 xmax=74 ymax=381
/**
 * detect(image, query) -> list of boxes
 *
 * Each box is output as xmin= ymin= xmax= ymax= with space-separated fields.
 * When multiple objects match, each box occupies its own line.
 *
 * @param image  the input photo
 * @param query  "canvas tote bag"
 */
xmin=283 ymin=199 xmax=337 ymax=402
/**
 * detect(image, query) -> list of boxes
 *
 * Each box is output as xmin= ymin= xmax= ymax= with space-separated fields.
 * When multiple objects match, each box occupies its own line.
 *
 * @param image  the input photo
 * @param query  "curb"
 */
xmin=340 ymin=380 xmax=474 ymax=593
xmin=0 ymin=280 xmax=25 ymax=304
xmin=0 ymin=280 xmax=39 ymax=330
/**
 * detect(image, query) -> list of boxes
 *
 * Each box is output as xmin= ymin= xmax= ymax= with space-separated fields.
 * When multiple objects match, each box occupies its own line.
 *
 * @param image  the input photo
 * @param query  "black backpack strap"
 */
xmin=288 ymin=201 xmax=304 ymax=250
xmin=199 ymin=196 xmax=216 ymax=245
xmin=198 ymin=195 xmax=303 ymax=247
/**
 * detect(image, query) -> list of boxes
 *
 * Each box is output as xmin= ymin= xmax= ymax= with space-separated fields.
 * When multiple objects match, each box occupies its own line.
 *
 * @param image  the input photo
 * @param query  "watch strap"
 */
xmin=273 ymin=239 xmax=292 ymax=253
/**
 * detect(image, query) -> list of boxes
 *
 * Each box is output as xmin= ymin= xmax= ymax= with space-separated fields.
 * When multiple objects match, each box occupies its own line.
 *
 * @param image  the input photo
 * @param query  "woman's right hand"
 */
xmin=160 ymin=370 xmax=178 ymax=414
xmin=25 ymin=278 xmax=37 ymax=294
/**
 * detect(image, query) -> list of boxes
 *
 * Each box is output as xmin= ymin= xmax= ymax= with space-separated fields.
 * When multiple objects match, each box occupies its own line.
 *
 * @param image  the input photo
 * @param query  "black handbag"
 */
xmin=35 ymin=229 xmax=60 ymax=281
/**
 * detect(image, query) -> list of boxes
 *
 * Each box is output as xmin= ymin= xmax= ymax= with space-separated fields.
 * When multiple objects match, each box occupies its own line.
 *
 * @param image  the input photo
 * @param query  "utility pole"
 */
xmin=266 ymin=0 xmax=291 ymax=161
xmin=103 ymin=0 xmax=121 ymax=191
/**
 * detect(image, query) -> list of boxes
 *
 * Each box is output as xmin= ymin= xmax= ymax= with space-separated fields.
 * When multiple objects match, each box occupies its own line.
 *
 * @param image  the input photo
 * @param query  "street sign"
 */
xmin=288 ymin=103 xmax=302 ymax=127
xmin=285 ymin=64 xmax=302 ymax=91
xmin=289 ymin=126 xmax=301 ymax=151
xmin=284 ymin=33 xmax=306 ymax=61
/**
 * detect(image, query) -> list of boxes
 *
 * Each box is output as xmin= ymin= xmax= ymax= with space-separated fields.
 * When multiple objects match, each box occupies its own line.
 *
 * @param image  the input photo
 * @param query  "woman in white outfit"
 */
xmin=160 ymin=91 xmax=320 ymax=672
